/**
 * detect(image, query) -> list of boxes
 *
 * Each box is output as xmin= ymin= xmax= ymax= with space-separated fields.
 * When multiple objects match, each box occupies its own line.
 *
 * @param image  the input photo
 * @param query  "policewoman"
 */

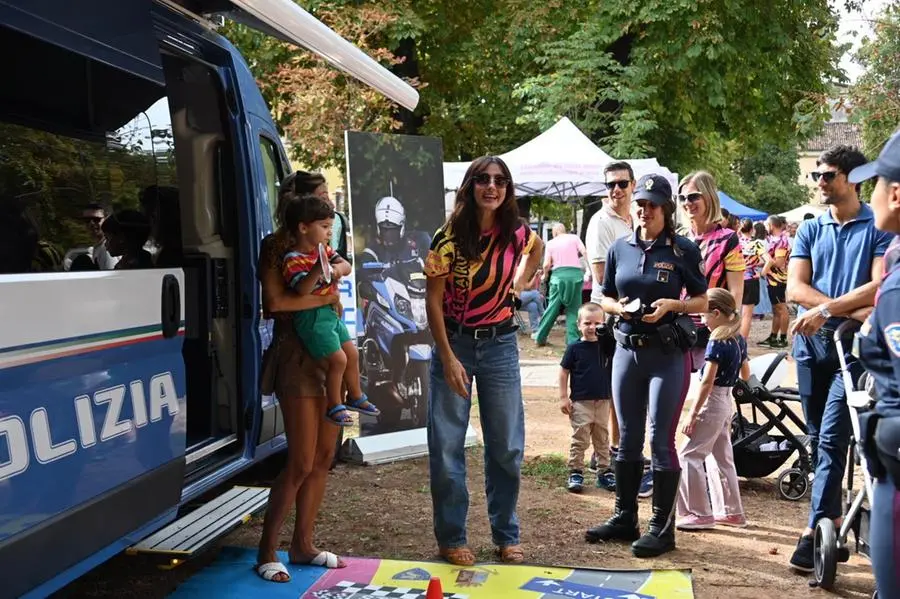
xmin=848 ymin=131 xmax=900 ymax=598
xmin=586 ymin=174 xmax=708 ymax=558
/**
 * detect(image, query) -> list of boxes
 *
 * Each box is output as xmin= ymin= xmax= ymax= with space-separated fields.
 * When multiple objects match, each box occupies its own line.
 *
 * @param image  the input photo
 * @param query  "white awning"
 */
xmin=217 ymin=0 xmax=419 ymax=110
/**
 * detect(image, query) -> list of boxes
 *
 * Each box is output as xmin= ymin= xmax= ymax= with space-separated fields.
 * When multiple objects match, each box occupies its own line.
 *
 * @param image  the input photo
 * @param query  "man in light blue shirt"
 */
xmin=786 ymin=145 xmax=893 ymax=573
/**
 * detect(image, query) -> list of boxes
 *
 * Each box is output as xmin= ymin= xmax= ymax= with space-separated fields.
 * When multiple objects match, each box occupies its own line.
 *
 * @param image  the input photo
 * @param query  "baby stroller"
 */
xmin=813 ymin=320 xmax=876 ymax=596
xmin=731 ymin=352 xmax=814 ymax=501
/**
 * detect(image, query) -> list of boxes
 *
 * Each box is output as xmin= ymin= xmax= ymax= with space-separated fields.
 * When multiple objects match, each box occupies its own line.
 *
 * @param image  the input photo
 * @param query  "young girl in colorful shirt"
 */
xmin=676 ymin=287 xmax=749 ymax=529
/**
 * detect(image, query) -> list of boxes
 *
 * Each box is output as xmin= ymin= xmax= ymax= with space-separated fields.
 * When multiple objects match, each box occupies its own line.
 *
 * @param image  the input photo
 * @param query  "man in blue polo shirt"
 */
xmin=785 ymin=144 xmax=894 ymax=573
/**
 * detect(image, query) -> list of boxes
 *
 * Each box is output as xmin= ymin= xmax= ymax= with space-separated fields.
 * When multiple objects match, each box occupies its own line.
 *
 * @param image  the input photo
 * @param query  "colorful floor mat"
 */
xmin=168 ymin=547 xmax=694 ymax=599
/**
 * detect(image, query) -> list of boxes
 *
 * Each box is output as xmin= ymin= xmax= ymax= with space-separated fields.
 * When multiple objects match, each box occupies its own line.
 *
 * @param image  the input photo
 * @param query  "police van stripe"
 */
xmin=0 ymin=323 xmax=185 ymax=370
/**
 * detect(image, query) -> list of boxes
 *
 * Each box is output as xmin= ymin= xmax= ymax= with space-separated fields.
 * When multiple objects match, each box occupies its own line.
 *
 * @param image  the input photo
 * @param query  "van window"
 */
xmin=259 ymin=137 xmax=283 ymax=226
xmin=0 ymin=100 xmax=178 ymax=273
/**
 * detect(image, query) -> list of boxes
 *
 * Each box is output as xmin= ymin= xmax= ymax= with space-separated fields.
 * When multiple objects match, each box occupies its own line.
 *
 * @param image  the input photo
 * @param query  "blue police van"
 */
xmin=0 ymin=1 xmax=417 ymax=597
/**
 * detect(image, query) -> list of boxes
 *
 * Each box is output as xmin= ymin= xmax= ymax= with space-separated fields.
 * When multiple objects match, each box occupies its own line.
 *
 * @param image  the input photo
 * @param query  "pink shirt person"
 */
xmin=544 ymin=226 xmax=586 ymax=270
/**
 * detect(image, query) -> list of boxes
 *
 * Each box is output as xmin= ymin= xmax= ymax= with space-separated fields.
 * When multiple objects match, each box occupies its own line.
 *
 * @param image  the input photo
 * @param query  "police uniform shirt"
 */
xmin=858 ymin=261 xmax=900 ymax=417
xmin=560 ymin=340 xmax=612 ymax=401
xmin=601 ymin=231 xmax=708 ymax=334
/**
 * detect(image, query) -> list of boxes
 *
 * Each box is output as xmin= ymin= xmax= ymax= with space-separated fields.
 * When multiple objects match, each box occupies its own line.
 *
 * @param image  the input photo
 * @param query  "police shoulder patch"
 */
xmin=884 ymin=323 xmax=900 ymax=357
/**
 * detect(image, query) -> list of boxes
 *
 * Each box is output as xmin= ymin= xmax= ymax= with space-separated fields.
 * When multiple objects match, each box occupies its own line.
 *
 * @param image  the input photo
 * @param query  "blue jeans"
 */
xmin=428 ymin=330 xmax=524 ymax=548
xmin=870 ymin=472 xmax=900 ymax=597
xmin=794 ymin=330 xmax=860 ymax=528
xmin=518 ymin=290 xmax=544 ymax=332
xmin=611 ymin=344 xmax=690 ymax=471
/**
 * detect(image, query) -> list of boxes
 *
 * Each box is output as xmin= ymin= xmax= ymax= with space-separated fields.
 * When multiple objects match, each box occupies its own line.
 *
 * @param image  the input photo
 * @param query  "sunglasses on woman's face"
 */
xmin=473 ymin=173 xmax=510 ymax=187
xmin=677 ymin=192 xmax=703 ymax=203
xmin=606 ymin=180 xmax=631 ymax=190
xmin=810 ymin=171 xmax=839 ymax=183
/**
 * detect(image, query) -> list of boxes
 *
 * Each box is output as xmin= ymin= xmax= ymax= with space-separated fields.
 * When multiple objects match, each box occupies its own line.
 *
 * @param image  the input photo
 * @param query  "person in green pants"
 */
xmin=534 ymin=223 xmax=588 ymax=345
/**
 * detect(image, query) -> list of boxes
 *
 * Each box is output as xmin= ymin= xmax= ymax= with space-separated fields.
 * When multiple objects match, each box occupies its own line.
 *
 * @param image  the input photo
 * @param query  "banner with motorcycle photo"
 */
xmin=345 ymin=131 xmax=444 ymax=438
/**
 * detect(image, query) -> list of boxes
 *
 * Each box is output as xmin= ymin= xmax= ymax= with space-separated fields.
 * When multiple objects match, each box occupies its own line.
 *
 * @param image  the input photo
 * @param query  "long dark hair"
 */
xmin=448 ymin=156 xmax=520 ymax=261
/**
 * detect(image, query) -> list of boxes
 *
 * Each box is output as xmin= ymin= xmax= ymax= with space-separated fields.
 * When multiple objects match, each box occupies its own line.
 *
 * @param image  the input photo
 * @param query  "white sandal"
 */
xmin=256 ymin=561 xmax=291 ymax=582
xmin=299 ymin=550 xmax=343 ymax=568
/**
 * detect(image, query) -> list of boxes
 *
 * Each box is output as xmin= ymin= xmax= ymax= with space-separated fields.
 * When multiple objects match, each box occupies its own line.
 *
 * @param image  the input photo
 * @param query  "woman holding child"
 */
xmin=586 ymin=174 xmax=708 ymax=558
xmin=255 ymin=173 xmax=358 ymax=583
xmin=424 ymin=156 xmax=543 ymax=566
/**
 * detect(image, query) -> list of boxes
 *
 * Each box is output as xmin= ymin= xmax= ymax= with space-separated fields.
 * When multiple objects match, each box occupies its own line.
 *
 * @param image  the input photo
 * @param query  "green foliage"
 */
xmin=750 ymin=174 xmax=810 ymax=215
xmin=514 ymin=0 xmax=841 ymax=173
xmin=737 ymin=144 xmax=803 ymax=188
xmin=851 ymin=3 xmax=900 ymax=158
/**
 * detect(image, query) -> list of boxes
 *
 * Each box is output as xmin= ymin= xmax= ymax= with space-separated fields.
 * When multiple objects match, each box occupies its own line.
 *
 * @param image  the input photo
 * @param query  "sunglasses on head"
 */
xmin=677 ymin=192 xmax=703 ymax=203
xmin=473 ymin=173 xmax=510 ymax=187
xmin=606 ymin=180 xmax=631 ymax=190
xmin=810 ymin=171 xmax=839 ymax=183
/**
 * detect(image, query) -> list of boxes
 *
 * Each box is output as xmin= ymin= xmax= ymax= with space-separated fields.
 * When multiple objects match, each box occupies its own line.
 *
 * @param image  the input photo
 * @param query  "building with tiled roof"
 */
xmin=798 ymin=121 xmax=863 ymax=192
xmin=802 ymin=122 xmax=863 ymax=153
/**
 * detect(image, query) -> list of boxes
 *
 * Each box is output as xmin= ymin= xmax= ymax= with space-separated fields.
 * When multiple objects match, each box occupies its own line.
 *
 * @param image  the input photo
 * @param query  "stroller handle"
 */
xmin=833 ymin=319 xmax=861 ymax=395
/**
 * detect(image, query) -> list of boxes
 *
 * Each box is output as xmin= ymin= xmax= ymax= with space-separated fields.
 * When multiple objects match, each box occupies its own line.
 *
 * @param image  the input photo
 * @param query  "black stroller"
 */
xmin=731 ymin=351 xmax=814 ymax=501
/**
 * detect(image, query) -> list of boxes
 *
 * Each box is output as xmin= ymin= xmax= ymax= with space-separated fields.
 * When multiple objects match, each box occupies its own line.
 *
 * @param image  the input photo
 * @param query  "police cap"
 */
xmin=632 ymin=174 xmax=673 ymax=207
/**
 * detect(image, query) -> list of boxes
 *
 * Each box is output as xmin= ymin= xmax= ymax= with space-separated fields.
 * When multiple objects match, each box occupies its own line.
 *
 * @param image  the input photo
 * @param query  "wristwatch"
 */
xmin=818 ymin=305 xmax=832 ymax=320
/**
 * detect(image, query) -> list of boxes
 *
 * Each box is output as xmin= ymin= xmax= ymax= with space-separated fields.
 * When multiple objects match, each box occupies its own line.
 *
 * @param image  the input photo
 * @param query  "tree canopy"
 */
xmin=851 ymin=3 xmax=900 ymax=158
xmin=221 ymin=0 xmax=844 ymax=183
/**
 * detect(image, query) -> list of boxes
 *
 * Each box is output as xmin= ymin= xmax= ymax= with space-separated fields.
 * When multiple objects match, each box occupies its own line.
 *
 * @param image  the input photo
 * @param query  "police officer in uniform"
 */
xmin=585 ymin=174 xmax=708 ymax=557
xmin=848 ymin=132 xmax=900 ymax=598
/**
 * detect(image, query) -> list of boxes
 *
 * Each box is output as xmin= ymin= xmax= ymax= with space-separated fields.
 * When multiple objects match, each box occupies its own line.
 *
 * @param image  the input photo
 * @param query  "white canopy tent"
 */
xmin=779 ymin=204 xmax=828 ymax=222
xmin=443 ymin=117 xmax=677 ymax=201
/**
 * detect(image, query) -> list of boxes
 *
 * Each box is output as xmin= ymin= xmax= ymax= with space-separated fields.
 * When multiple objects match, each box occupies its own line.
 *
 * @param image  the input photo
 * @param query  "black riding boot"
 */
xmin=585 ymin=460 xmax=642 ymax=543
xmin=632 ymin=469 xmax=681 ymax=557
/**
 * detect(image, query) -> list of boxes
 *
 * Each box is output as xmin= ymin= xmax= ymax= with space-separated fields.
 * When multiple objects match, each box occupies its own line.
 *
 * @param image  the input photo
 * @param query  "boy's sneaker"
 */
xmin=676 ymin=514 xmax=716 ymax=530
xmin=567 ymin=471 xmax=584 ymax=493
xmin=758 ymin=335 xmax=775 ymax=347
xmin=596 ymin=468 xmax=616 ymax=491
xmin=789 ymin=535 xmax=814 ymax=573
xmin=775 ymin=336 xmax=789 ymax=348
xmin=714 ymin=514 xmax=748 ymax=528
xmin=637 ymin=470 xmax=654 ymax=498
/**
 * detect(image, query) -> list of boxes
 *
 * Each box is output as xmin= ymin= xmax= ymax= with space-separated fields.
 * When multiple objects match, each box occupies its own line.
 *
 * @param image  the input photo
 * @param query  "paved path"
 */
xmin=520 ymin=360 xmax=558 ymax=387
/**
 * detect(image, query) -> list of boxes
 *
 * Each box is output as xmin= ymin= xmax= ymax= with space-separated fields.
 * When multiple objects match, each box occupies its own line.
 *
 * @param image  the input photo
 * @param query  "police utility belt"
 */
xmin=860 ymin=412 xmax=900 ymax=491
xmin=612 ymin=315 xmax=697 ymax=352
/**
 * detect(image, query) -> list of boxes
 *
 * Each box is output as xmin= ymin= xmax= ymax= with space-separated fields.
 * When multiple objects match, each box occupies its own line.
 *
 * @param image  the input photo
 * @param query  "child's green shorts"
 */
xmin=292 ymin=305 xmax=350 ymax=360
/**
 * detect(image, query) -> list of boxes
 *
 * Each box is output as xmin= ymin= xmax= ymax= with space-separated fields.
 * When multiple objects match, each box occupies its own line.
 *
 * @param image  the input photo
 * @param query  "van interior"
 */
xmin=0 ymin=22 xmax=247 ymax=478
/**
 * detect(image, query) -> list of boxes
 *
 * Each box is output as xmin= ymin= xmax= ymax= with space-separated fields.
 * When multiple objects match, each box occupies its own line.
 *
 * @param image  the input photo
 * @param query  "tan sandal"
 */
xmin=439 ymin=546 xmax=476 ymax=566
xmin=497 ymin=544 xmax=525 ymax=563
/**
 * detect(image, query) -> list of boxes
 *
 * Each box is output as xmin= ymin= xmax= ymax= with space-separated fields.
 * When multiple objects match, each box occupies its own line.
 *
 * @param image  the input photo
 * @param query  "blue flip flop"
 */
xmin=325 ymin=404 xmax=354 ymax=427
xmin=345 ymin=395 xmax=380 ymax=416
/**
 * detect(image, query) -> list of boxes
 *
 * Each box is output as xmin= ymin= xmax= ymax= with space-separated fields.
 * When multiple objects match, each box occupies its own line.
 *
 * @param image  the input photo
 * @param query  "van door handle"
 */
xmin=161 ymin=274 xmax=181 ymax=339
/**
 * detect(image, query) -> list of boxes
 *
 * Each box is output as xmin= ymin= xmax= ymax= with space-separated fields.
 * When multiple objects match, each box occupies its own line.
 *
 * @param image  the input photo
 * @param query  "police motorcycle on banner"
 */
xmin=811 ymin=320 xmax=877 ymax=594
xmin=357 ymin=255 xmax=431 ymax=429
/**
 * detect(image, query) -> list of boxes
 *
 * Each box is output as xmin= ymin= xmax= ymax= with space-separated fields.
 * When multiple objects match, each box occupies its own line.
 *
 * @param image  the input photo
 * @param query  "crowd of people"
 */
xmin=254 ymin=140 xmax=900 ymax=598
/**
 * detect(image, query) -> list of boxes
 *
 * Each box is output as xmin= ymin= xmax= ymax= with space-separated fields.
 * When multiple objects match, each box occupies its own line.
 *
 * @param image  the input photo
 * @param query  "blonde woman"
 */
xmin=677 ymin=171 xmax=745 ymax=367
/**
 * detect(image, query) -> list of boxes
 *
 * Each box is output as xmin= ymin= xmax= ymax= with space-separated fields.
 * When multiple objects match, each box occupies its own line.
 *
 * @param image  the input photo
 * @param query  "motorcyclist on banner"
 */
xmin=357 ymin=193 xmax=433 ymax=430
xmin=360 ymin=195 xmax=431 ymax=265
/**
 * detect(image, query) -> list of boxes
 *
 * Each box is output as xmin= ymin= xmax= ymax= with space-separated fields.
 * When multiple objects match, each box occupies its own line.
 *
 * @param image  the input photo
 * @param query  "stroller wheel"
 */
xmin=777 ymin=468 xmax=810 ymax=501
xmin=814 ymin=518 xmax=838 ymax=590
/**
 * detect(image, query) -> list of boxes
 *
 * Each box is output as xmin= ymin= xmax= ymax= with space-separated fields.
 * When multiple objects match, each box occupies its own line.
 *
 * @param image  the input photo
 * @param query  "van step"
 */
xmin=128 ymin=486 xmax=269 ymax=560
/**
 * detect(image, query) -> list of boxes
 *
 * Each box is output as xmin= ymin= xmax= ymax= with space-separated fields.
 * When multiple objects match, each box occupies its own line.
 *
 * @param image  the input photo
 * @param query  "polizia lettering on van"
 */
xmin=0 ymin=372 xmax=179 ymax=482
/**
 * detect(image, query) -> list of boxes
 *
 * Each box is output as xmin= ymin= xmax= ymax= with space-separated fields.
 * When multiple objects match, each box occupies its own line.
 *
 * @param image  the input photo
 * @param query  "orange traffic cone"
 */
xmin=426 ymin=576 xmax=443 ymax=599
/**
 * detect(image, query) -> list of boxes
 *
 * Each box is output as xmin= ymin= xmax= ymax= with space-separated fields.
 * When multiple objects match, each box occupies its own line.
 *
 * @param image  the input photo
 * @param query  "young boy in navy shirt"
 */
xmin=559 ymin=303 xmax=615 ymax=493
